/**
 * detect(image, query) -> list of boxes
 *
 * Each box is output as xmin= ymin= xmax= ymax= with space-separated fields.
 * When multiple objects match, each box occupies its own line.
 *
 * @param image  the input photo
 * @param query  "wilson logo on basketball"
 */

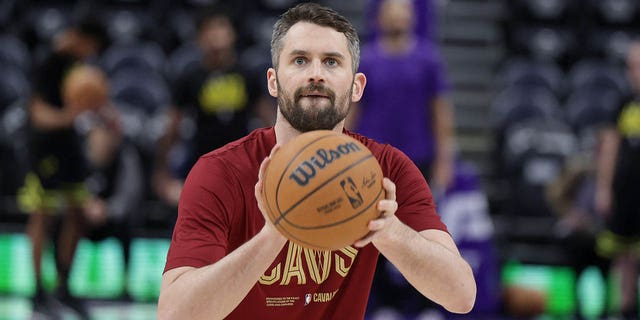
xmin=288 ymin=142 xmax=363 ymax=186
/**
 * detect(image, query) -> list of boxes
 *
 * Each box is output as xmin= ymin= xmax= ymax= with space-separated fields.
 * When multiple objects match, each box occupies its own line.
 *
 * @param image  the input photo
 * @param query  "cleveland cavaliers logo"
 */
xmin=340 ymin=177 xmax=363 ymax=209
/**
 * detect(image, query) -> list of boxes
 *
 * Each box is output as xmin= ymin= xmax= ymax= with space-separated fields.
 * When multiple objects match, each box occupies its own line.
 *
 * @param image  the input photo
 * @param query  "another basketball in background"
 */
xmin=62 ymin=64 xmax=109 ymax=112
xmin=263 ymin=130 xmax=384 ymax=251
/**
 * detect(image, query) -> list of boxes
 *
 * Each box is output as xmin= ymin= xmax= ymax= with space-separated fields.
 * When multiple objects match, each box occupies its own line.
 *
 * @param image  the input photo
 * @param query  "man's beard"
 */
xmin=277 ymin=80 xmax=352 ymax=132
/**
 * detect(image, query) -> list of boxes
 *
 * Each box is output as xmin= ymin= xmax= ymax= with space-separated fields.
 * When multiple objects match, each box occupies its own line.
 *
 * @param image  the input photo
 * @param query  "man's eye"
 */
xmin=294 ymin=57 xmax=306 ymax=65
xmin=325 ymin=58 xmax=338 ymax=66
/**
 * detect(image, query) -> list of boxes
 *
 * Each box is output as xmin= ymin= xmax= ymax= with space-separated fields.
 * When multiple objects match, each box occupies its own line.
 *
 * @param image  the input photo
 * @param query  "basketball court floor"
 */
xmin=0 ymin=296 xmax=157 ymax=320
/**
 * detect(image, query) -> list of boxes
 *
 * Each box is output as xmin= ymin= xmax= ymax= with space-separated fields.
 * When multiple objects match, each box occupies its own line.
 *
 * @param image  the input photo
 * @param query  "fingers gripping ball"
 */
xmin=263 ymin=130 xmax=384 ymax=251
xmin=62 ymin=64 xmax=109 ymax=112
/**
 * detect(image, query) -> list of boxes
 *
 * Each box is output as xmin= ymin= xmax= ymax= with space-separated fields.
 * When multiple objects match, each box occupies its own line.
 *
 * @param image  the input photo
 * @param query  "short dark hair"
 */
xmin=75 ymin=15 xmax=109 ymax=50
xmin=195 ymin=5 xmax=236 ymax=34
xmin=271 ymin=3 xmax=360 ymax=73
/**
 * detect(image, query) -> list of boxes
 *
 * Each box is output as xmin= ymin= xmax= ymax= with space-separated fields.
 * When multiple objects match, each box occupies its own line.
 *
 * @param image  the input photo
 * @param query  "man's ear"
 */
xmin=267 ymin=68 xmax=278 ymax=98
xmin=351 ymin=72 xmax=366 ymax=102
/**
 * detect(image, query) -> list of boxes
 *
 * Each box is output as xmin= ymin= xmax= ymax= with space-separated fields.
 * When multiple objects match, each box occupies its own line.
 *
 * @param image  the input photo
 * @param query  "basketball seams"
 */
xmin=282 ymin=182 xmax=384 ymax=230
xmin=274 ymin=186 xmax=382 ymax=250
xmin=269 ymin=203 xmax=341 ymax=251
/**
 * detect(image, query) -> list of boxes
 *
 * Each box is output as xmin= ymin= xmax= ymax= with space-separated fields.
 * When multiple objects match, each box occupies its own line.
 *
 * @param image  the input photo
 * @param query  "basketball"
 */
xmin=62 ymin=64 xmax=109 ymax=112
xmin=262 ymin=130 xmax=384 ymax=251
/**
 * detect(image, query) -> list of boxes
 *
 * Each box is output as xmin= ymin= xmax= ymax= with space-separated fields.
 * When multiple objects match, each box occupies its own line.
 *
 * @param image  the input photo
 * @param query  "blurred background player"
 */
xmin=82 ymin=104 xmax=144 ymax=300
xmin=347 ymin=0 xmax=456 ymax=198
xmin=17 ymin=15 xmax=109 ymax=319
xmin=153 ymin=6 xmax=275 ymax=207
xmin=595 ymin=40 xmax=640 ymax=320
xmin=347 ymin=0 xmax=457 ymax=317
xmin=363 ymin=0 xmax=438 ymax=43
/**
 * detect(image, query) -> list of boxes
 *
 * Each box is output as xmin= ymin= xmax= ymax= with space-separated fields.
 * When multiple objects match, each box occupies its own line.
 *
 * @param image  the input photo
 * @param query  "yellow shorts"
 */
xmin=596 ymin=230 xmax=640 ymax=258
xmin=17 ymin=172 xmax=90 ymax=215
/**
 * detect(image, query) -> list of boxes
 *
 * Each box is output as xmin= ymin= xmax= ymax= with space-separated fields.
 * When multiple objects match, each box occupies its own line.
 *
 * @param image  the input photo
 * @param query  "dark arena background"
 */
xmin=1 ymin=0 xmax=639 ymax=319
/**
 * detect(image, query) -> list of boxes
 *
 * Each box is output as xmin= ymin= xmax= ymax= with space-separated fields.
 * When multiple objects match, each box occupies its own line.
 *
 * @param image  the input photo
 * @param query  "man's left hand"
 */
xmin=353 ymin=178 xmax=399 ymax=248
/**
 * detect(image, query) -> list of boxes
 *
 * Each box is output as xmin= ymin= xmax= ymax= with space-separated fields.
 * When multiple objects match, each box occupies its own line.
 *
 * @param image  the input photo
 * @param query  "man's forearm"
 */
xmin=374 ymin=220 xmax=476 ymax=314
xmin=29 ymin=97 xmax=75 ymax=131
xmin=432 ymin=97 xmax=455 ymax=161
xmin=596 ymin=128 xmax=619 ymax=191
xmin=158 ymin=228 xmax=287 ymax=320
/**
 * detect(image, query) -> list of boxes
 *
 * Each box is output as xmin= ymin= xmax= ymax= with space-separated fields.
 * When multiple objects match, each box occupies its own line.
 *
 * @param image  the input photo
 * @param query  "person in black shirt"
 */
xmin=154 ymin=7 xmax=275 ymax=206
xmin=17 ymin=16 xmax=108 ymax=320
xmin=595 ymin=41 xmax=640 ymax=320
xmin=83 ymin=106 xmax=143 ymax=295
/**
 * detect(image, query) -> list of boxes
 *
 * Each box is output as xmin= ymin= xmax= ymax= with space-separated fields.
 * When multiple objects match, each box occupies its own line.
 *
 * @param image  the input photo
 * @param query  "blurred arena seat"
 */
xmin=22 ymin=4 xmax=72 ymax=45
xmin=565 ymin=87 xmax=620 ymax=151
xmin=110 ymin=69 xmax=169 ymax=114
xmin=242 ymin=12 xmax=280 ymax=47
xmin=0 ymin=65 xmax=30 ymax=115
xmin=166 ymin=9 xmax=197 ymax=45
xmin=0 ymin=63 xmax=30 ymax=155
xmin=239 ymin=43 xmax=273 ymax=80
xmin=101 ymin=42 xmax=167 ymax=77
xmin=490 ymin=86 xmax=562 ymax=130
xmin=0 ymin=34 xmax=31 ymax=73
xmin=109 ymin=69 xmax=170 ymax=153
xmin=490 ymin=86 xmax=563 ymax=222
xmin=511 ymin=0 xmax=576 ymax=23
xmin=0 ymin=0 xmax=19 ymax=30
xmin=585 ymin=28 xmax=635 ymax=64
xmin=498 ymin=57 xmax=566 ymax=98
xmin=509 ymin=25 xmax=578 ymax=65
xmin=258 ymin=0 xmax=302 ymax=11
xmin=591 ymin=0 xmax=638 ymax=25
xmin=166 ymin=41 xmax=202 ymax=84
xmin=502 ymin=118 xmax=578 ymax=217
xmin=103 ymin=9 xmax=151 ymax=45
xmin=567 ymin=59 xmax=629 ymax=95
xmin=0 ymin=65 xmax=29 ymax=202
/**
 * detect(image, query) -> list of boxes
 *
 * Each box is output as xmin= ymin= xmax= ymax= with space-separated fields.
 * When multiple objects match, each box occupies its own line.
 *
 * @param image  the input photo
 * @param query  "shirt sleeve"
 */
xmin=380 ymin=145 xmax=448 ymax=233
xmin=163 ymin=155 xmax=240 ymax=272
xmin=32 ymin=53 xmax=65 ymax=106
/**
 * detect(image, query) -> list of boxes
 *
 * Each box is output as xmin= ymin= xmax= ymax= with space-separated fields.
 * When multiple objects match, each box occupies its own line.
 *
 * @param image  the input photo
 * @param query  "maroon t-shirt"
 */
xmin=164 ymin=127 xmax=448 ymax=319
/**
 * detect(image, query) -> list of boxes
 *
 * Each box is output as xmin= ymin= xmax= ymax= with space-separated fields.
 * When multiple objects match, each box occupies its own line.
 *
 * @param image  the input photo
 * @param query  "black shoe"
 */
xmin=55 ymin=289 xmax=91 ymax=320
xmin=31 ymin=290 xmax=61 ymax=320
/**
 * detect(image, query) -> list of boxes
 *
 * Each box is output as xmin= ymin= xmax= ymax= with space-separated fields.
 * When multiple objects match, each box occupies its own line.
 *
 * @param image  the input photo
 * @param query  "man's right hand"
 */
xmin=255 ymin=144 xmax=286 ymax=238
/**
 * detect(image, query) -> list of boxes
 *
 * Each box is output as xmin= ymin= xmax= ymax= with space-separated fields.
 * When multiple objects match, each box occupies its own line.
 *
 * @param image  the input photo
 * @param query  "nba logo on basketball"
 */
xmin=304 ymin=293 xmax=312 ymax=306
xmin=340 ymin=177 xmax=363 ymax=209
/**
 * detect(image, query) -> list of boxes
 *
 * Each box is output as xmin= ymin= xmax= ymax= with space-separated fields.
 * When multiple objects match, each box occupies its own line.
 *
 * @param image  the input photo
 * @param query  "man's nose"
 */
xmin=308 ymin=60 xmax=325 ymax=83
